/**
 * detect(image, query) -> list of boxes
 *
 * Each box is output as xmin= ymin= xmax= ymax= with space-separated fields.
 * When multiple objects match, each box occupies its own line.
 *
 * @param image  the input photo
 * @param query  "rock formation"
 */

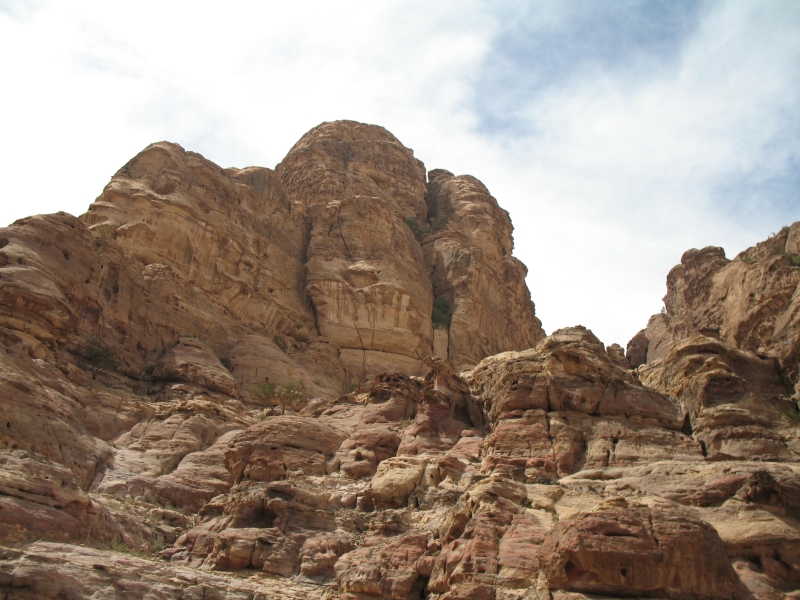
xmin=628 ymin=223 xmax=800 ymax=394
xmin=0 ymin=120 xmax=798 ymax=599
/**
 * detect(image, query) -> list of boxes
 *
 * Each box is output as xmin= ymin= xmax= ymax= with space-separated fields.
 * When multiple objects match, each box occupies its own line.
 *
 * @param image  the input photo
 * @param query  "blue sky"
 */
xmin=0 ymin=0 xmax=798 ymax=347
xmin=474 ymin=1 xmax=704 ymax=135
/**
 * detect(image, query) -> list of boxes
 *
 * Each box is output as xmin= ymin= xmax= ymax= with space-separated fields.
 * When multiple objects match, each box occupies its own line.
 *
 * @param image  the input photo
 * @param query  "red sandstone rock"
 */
xmin=540 ymin=504 xmax=751 ymax=599
xmin=224 ymin=416 xmax=347 ymax=483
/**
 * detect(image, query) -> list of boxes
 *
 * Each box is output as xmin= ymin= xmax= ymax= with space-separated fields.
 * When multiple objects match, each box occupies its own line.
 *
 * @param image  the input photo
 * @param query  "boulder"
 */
xmin=224 ymin=416 xmax=347 ymax=483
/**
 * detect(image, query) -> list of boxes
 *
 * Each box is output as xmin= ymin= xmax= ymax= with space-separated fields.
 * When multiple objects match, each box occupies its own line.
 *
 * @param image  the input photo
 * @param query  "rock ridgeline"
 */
xmin=0 ymin=121 xmax=798 ymax=600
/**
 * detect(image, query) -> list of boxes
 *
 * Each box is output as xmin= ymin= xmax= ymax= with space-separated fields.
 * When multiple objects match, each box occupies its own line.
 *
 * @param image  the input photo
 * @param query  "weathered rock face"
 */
xmin=423 ymin=169 xmax=545 ymax=371
xmin=224 ymin=416 xmax=347 ymax=483
xmin=469 ymin=327 xmax=692 ymax=481
xmin=2 ymin=122 xmax=800 ymax=600
xmin=628 ymin=222 xmax=800 ymax=395
xmin=277 ymin=121 xmax=435 ymax=379
xmin=304 ymin=196 xmax=434 ymax=378
xmin=83 ymin=141 xmax=317 ymax=343
xmin=639 ymin=335 xmax=798 ymax=462
xmin=540 ymin=503 xmax=750 ymax=599
xmin=277 ymin=121 xmax=429 ymax=220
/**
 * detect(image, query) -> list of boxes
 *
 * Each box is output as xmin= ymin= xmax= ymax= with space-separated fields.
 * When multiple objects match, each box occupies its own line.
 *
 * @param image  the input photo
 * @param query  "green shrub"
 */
xmin=429 ymin=214 xmax=447 ymax=232
xmin=273 ymin=335 xmax=288 ymax=353
xmin=346 ymin=383 xmax=358 ymax=394
xmin=111 ymin=539 xmax=131 ymax=554
xmin=406 ymin=215 xmax=448 ymax=241
xmin=788 ymin=253 xmax=800 ymax=266
xmin=405 ymin=217 xmax=427 ymax=242
xmin=432 ymin=297 xmax=453 ymax=328
xmin=250 ymin=381 xmax=307 ymax=415
xmin=83 ymin=335 xmax=117 ymax=373
xmin=144 ymin=365 xmax=155 ymax=375
xmin=252 ymin=381 xmax=276 ymax=401
xmin=219 ymin=356 xmax=232 ymax=370
xmin=741 ymin=254 xmax=753 ymax=263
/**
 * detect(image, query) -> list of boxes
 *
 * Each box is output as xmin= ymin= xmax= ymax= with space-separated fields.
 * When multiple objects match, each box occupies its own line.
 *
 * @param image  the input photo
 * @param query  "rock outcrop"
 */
xmin=0 ymin=120 xmax=798 ymax=600
xmin=423 ymin=169 xmax=544 ymax=371
xmin=628 ymin=223 xmax=800 ymax=395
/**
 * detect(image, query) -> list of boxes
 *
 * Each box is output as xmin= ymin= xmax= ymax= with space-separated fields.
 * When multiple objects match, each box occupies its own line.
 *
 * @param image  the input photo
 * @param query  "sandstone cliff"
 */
xmin=0 ymin=122 xmax=798 ymax=600
xmin=627 ymin=222 xmax=800 ymax=396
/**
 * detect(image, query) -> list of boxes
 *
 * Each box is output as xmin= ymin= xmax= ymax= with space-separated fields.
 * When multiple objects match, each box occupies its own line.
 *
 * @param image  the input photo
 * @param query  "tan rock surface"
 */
xmin=304 ymin=195 xmax=433 ymax=378
xmin=0 ymin=541 xmax=331 ymax=599
xmin=153 ymin=336 xmax=238 ymax=396
xmin=639 ymin=335 xmax=798 ymax=462
xmin=423 ymin=169 xmax=545 ymax=371
xmin=82 ymin=141 xmax=317 ymax=343
xmin=630 ymin=222 xmax=800 ymax=394
xmin=279 ymin=122 xmax=434 ymax=378
xmin=224 ymin=416 xmax=347 ymax=483
xmin=3 ymin=122 xmax=800 ymax=600
xmin=371 ymin=456 xmax=427 ymax=507
xmin=276 ymin=120 xmax=428 ymax=219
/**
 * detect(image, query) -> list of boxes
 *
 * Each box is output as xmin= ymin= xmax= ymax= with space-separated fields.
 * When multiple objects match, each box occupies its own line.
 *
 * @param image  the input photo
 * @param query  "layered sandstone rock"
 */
xmin=83 ymin=141 xmax=317 ymax=343
xmin=540 ymin=503 xmax=750 ymax=599
xmin=628 ymin=222 xmax=800 ymax=395
xmin=423 ymin=169 xmax=545 ymax=371
xmin=639 ymin=335 xmax=798 ymax=462
xmin=2 ymin=122 xmax=800 ymax=600
xmin=278 ymin=122 xmax=434 ymax=378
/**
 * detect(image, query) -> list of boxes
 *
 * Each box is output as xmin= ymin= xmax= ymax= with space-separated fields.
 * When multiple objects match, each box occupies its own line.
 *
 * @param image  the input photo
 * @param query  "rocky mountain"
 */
xmin=0 ymin=120 xmax=797 ymax=600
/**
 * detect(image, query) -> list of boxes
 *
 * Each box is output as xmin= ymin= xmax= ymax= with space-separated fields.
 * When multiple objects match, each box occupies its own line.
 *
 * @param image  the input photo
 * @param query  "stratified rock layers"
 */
xmin=628 ymin=222 xmax=800 ymax=394
xmin=424 ymin=169 xmax=544 ymax=371
xmin=1 ymin=120 xmax=799 ymax=600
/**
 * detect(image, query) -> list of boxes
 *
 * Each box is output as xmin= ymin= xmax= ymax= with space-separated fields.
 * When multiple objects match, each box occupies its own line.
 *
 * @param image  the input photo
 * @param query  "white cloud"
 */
xmin=464 ymin=0 xmax=800 ymax=346
xmin=0 ymin=0 xmax=797 ymax=348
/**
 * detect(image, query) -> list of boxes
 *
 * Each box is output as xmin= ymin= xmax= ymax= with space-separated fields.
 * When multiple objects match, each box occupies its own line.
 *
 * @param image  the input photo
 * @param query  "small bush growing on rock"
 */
xmin=83 ymin=335 xmax=117 ymax=377
xmin=252 ymin=381 xmax=276 ymax=402
xmin=405 ymin=216 xmax=427 ymax=242
xmin=219 ymin=356 xmax=232 ymax=370
xmin=777 ymin=401 xmax=800 ymax=424
xmin=111 ymin=539 xmax=131 ymax=554
xmin=432 ymin=297 xmax=453 ymax=328
xmin=788 ymin=253 xmax=800 ymax=266
xmin=406 ymin=215 xmax=447 ymax=241
xmin=272 ymin=335 xmax=288 ymax=353
xmin=429 ymin=214 xmax=447 ymax=232
xmin=144 ymin=365 xmax=155 ymax=375
xmin=250 ymin=381 xmax=307 ymax=415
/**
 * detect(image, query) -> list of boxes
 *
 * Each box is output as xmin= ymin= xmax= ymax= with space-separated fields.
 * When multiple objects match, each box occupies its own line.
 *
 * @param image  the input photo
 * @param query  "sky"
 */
xmin=1 ymin=0 xmax=798 ymax=348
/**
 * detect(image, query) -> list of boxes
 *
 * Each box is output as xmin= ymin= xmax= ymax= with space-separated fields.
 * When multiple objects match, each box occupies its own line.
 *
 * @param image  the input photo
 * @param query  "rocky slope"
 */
xmin=0 ymin=121 xmax=798 ymax=599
